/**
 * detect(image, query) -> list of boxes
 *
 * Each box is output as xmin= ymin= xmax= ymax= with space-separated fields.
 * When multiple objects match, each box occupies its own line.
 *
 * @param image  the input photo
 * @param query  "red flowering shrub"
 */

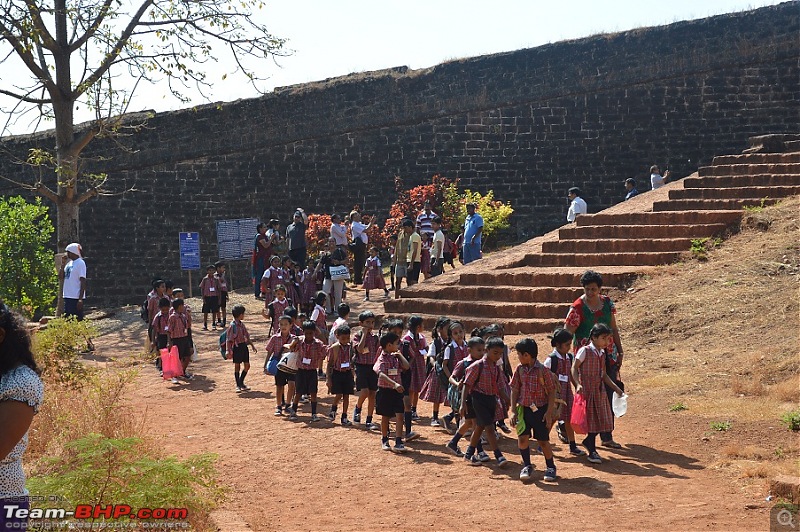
xmin=305 ymin=213 xmax=331 ymax=259
xmin=381 ymin=175 xmax=453 ymax=242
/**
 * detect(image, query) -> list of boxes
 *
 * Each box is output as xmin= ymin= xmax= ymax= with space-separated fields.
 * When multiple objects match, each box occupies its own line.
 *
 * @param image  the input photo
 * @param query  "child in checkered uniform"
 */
xmin=545 ymin=328 xmax=586 ymax=457
xmin=510 ymin=338 xmax=558 ymax=482
xmin=288 ymin=320 xmax=327 ymax=422
xmin=353 ymin=311 xmax=380 ymax=430
xmin=326 ymin=324 xmax=356 ymax=426
xmin=461 ymin=336 xmax=510 ymax=467
xmin=373 ymin=331 xmax=411 ymax=452
xmin=571 ymin=323 xmax=624 ymax=464
xmin=225 ymin=305 xmax=258 ymax=392
xmin=445 ymin=336 xmax=490 ymax=461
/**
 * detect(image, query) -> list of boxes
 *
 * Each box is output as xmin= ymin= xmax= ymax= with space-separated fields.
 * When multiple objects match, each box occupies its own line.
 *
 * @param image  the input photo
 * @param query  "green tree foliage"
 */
xmin=441 ymin=183 xmax=514 ymax=247
xmin=0 ymin=196 xmax=56 ymax=316
xmin=34 ymin=317 xmax=98 ymax=386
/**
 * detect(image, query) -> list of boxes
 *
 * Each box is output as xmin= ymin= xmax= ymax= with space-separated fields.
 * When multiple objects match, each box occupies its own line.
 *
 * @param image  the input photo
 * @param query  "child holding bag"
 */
xmin=225 ymin=305 xmax=258 ymax=392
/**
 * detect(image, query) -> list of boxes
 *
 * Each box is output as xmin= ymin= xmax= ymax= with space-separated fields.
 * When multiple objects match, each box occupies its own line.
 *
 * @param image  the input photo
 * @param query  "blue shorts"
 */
xmin=63 ymin=298 xmax=84 ymax=320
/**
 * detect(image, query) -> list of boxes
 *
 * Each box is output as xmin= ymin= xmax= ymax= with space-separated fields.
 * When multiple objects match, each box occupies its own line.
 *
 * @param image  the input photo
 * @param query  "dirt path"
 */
xmin=97 ymin=289 xmax=770 ymax=532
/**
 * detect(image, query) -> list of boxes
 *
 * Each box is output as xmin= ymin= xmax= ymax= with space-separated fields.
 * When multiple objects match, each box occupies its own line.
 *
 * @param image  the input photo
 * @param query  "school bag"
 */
xmin=219 ymin=322 xmax=237 ymax=359
xmin=140 ymin=299 xmax=149 ymax=322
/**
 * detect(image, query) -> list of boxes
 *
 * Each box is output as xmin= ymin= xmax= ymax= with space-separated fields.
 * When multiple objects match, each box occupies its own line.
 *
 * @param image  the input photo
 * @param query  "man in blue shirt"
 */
xmin=462 ymin=203 xmax=483 ymax=265
xmin=624 ymin=178 xmax=639 ymax=201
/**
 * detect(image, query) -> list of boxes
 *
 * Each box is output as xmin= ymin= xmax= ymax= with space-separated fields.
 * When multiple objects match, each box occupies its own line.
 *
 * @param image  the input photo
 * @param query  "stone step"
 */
xmin=576 ymin=210 xmax=742 ymax=226
xmin=683 ymin=173 xmax=800 ymax=188
xmin=542 ymin=238 xmax=693 ymax=254
xmin=522 ymin=251 xmax=682 ymax=267
xmin=697 ymin=163 xmax=800 ymax=177
xmin=459 ymin=268 xmax=645 ymax=288
xmin=382 ymin=312 xmax=564 ymax=335
xmin=559 ymin=223 xmax=728 ymax=240
xmin=396 ymin=284 xmax=584 ymax=303
xmin=669 ymin=186 xmax=800 ymax=200
xmin=385 ymin=298 xmax=569 ymax=319
xmin=712 ymin=152 xmax=800 ymax=165
xmin=786 ymin=141 xmax=800 ymax=152
xmin=653 ymin=198 xmax=780 ymax=211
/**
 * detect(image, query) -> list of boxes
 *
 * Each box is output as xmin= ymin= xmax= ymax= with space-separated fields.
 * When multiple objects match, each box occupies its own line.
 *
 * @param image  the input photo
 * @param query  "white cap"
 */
xmin=65 ymin=243 xmax=82 ymax=257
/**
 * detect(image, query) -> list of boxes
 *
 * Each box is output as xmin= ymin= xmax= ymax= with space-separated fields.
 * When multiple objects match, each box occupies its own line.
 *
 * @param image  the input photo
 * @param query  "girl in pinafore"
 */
xmin=402 ymin=316 xmax=428 ymax=421
xmin=571 ymin=323 xmax=624 ymax=464
xmin=362 ymin=246 xmax=389 ymax=301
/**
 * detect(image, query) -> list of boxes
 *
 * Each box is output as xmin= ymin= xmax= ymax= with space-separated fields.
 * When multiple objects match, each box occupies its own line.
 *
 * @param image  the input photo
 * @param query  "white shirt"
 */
xmin=0 ymin=365 xmax=44 ymax=497
xmin=651 ymin=173 xmax=667 ymax=190
xmin=330 ymin=223 xmax=348 ymax=246
xmin=432 ymin=229 xmax=445 ymax=259
xmin=350 ymin=221 xmax=368 ymax=244
xmin=566 ymin=197 xmax=587 ymax=223
xmin=62 ymin=257 xmax=86 ymax=299
xmin=328 ymin=317 xmax=347 ymax=345
xmin=542 ymin=349 xmax=564 ymax=369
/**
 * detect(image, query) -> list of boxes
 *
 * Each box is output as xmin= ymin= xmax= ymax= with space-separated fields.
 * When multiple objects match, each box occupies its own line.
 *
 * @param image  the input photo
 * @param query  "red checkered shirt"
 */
xmin=327 ymin=342 xmax=354 ymax=372
xmin=511 ymin=361 xmax=557 ymax=408
xmin=265 ymin=332 xmax=297 ymax=358
xmin=297 ymin=338 xmax=326 ymax=370
xmin=451 ymin=356 xmax=480 ymax=381
xmin=225 ymin=320 xmax=250 ymax=354
xmin=464 ymin=357 xmax=504 ymax=396
xmin=166 ymin=312 xmax=190 ymax=339
xmin=199 ymin=276 xmax=221 ymax=298
xmin=147 ymin=293 xmax=163 ymax=323
xmin=373 ymin=351 xmax=403 ymax=389
xmin=151 ymin=311 xmax=170 ymax=336
xmin=352 ymin=331 xmax=380 ymax=365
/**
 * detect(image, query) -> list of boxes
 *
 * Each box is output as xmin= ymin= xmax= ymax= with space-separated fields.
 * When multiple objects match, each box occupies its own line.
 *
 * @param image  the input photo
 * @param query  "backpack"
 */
xmin=219 ymin=322 xmax=237 ymax=359
xmin=140 ymin=299 xmax=149 ymax=322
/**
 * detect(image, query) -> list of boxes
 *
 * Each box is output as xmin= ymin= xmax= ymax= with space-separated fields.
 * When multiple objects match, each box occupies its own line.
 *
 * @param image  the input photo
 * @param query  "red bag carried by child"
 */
xmin=570 ymin=393 xmax=589 ymax=434
xmin=161 ymin=346 xmax=184 ymax=379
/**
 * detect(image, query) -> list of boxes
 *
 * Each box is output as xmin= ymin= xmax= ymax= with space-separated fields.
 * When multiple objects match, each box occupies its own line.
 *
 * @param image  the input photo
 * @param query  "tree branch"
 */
xmin=76 ymin=187 xmax=98 ymax=204
xmin=0 ymin=25 xmax=58 ymax=93
xmin=66 ymin=125 xmax=99 ymax=158
xmin=0 ymin=174 xmax=60 ymax=203
xmin=69 ymin=0 xmax=116 ymax=52
xmin=0 ymin=87 xmax=51 ymax=104
xmin=22 ymin=0 xmax=57 ymax=49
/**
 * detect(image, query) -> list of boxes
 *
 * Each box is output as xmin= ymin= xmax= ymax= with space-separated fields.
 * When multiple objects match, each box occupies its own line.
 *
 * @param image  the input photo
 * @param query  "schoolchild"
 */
xmin=544 ymin=328 xmax=585 ymax=456
xmin=402 ymin=316 xmax=428 ymax=422
xmin=326 ymin=324 xmax=356 ymax=426
xmin=328 ymin=303 xmax=350 ymax=345
xmin=282 ymin=256 xmax=301 ymax=305
xmin=353 ymin=311 xmax=380 ymax=430
xmin=310 ymin=291 xmax=329 ymax=379
xmin=265 ymin=314 xmax=299 ymax=415
xmin=444 ymin=336 xmax=489 ymax=460
xmin=225 ymin=305 xmax=258 ymax=392
xmin=199 ymin=265 xmax=221 ymax=331
xmin=385 ymin=318 xmax=419 ymax=441
xmin=288 ymin=320 xmax=327 ymax=422
xmin=214 ymin=261 xmax=229 ymax=327
xmin=265 ymin=284 xmax=292 ymax=335
xmin=362 ymin=246 xmax=389 ymax=301
xmin=571 ymin=323 xmax=624 ymax=464
xmin=462 ymin=336 xmax=510 ymax=467
xmin=373 ymin=331 xmax=411 ymax=452
xmin=420 ymin=318 xmax=458 ymax=427
xmin=435 ymin=321 xmax=469 ymax=431
xmin=260 ymin=255 xmax=285 ymax=302
xmin=151 ymin=297 xmax=171 ymax=373
xmin=510 ymin=338 xmax=558 ymax=482
xmin=166 ymin=298 xmax=193 ymax=384
xmin=299 ymin=262 xmax=317 ymax=314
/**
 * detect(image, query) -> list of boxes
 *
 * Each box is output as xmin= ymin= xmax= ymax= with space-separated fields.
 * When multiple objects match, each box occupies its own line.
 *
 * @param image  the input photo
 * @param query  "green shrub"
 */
xmin=34 ymin=317 xmax=98 ymax=387
xmin=440 ymin=183 xmax=513 ymax=248
xmin=710 ymin=420 xmax=732 ymax=432
xmin=669 ymin=402 xmax=688 ymax=412
xmin=780 ymin=409 xmax=800 ymax=431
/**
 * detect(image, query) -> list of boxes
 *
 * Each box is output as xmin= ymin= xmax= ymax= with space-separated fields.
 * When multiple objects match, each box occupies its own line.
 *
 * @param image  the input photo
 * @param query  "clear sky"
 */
xmin=0 ymin=0 xmax=787 ymax=135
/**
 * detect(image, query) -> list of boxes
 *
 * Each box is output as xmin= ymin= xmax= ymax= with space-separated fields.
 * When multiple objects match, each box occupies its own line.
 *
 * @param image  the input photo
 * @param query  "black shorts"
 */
xmin=295 ymin=368 xmax=318 ymax=396
xmin=469 ymin=391 xmax=496 ymax=427
xmin=220 ymin=291 xmax=229 ymax=306
xmin=202 ymin=296 xmax=220 ymax=313
xmin=376 ymin=388 xmax=405 ymax=416
xmin=275 ymin=368 xmax=296 ymax=387
xmin=400 ymin=370 xmax=412 ymax=397
xmin=521 ymin=404 xmax=550 ymax=441
xmin=430 ymin=260 xmax=443 ymax=277
xmin=156 ymin=334 xmax=168 ymax=350
xmin=407 ymin=262 xmax=421 ymax=283
xmin=330 ymin=370 xmax=355 ymax=395
xmin=232 ymin=344 xmax=249 ymax=364
xmin=63 ymin=298 xmax=84 ymax=321
xmin=173 ymin=336 xmax=193 ymax=360
xmin=356 ymin=363 xmax=378 ymax=391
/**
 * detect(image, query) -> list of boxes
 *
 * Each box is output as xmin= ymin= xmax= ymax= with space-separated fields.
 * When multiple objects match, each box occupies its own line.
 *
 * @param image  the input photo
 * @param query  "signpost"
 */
xmin=179 ymin=232 xmax=201 ymax=298
xmin=216 ymin=218 xmax=259 ymax=290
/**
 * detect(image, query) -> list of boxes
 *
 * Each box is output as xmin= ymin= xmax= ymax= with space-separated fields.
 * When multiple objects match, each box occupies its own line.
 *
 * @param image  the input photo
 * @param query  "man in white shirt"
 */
xmin=430 ymin=217 xmax=445 ymax=277
xmin=349 ymin=210 xmax=373 ymax=285
xmin=59 ymin=242 xmax=87 ymax=320
xmin=650 ymin=165 xmax=671 ymax=190
xmin=566 ymin=187 xmax=587 ymax=223
xmin=330 ymin=214 xmax=348 ymax=249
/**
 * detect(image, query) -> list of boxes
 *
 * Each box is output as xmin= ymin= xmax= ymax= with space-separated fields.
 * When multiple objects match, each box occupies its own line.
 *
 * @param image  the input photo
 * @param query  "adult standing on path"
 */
xmin=330 ymin=214 xmax=348 ymax=251
xmin=253 ymin=221 xmax=280 ymax=298
xmin=564 ymin=270 xmax=625 ymax=449
xmin=415 ymin=200 xmax=438 ymax=239
xmin=349 ymin=211 xmax=374 ymax=286
xmin=0 ymin=301 xmax=44 ymax=529
xmin=59 ymin=242 xmax=87 ymax=319
xmin=286 ymin=209 xmax=308 ymax=270
xmin=650 ymin=165 xmax=671 ymax=190
xmin=393 ymin=219 xmax=411 ymax=299
xmin=315 ymin=237 xmax=347 ymax=315
xmin=462 ymin=202 xmax=483 ymax=265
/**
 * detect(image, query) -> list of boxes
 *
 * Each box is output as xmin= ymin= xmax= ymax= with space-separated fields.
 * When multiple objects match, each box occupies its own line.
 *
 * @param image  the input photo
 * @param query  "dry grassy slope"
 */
xmin=612 ymin=196 xmax=799 ymax=479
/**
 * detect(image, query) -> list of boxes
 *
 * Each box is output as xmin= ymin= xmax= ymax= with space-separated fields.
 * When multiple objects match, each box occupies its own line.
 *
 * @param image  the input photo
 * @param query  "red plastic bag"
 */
xmin=570 ymin=393 xmax=589 ymax=434
xmin=161 ymin=346 xmax=183 ymax=379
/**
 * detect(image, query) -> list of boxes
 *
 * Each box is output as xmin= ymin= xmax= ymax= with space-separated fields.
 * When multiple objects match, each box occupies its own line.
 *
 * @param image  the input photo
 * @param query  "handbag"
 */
xmin=329 ymin=264 xmax=350 ymax=281
xmin=277 ymin=351 xmax=300 ymax=374
xmin=515 ymin=405 xmax=527 ymax=436
xmin=161 ymin=346 xmax=184 ymax=379
xmin=191 ymin=343 xmax=199 ymax=362
xmin=266 ymin=356 xmax=279 ymax=376
xmin=570 ymin=393 xmax=589 ymax=434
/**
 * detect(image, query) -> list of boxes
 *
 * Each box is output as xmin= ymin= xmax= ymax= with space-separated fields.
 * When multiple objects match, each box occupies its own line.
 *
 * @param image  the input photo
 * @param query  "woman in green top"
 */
xmin=564 ymin=270 xmax=625 ymax=449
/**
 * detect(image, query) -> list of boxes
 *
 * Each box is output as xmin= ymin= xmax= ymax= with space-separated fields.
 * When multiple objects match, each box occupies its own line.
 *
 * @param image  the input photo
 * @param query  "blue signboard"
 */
xmin=179 ymin=232 xmax=201 ymax=270
xmin=216 ymin=218 xmax=260 ymax=261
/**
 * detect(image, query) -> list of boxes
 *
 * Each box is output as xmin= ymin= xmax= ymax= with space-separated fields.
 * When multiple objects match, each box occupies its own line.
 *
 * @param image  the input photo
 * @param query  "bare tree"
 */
xmin=0 ymin=0 xmax=286 ymax=312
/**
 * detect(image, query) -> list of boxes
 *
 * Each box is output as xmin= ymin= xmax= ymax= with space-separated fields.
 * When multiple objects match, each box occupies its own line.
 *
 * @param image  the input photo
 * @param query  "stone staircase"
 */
xmin=383 ymin=135 xmax=800 ymax=334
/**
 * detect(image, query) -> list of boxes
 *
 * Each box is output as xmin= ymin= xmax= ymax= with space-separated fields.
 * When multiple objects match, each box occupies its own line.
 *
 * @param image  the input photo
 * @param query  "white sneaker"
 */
xmin=477 ymin=451 xmax=491 ymax=462
xmin=430 ymin=419 xmax=441 ymax=427
xmin=519 ymin=465 xmax=533 ymax=481
xmin=406 ymin=431 xmax=421 ymax=442
xmin=171 ymin=377 xmax=179 ymax=384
